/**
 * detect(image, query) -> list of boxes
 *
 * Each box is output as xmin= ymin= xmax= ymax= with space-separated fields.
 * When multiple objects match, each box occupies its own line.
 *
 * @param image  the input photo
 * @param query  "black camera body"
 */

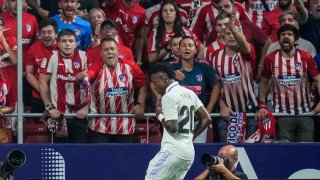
xmin=201 ymin=153 xmax=229 ymax=168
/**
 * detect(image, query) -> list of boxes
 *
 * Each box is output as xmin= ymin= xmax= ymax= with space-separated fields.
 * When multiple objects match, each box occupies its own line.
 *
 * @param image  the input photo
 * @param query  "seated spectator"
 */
xmin=88 ymin=8 xmax=106 ymax=47
xmin=77 ymin=37 xmax=148 ymax=143
xmin=171 ymin=36 xmax=220 ymax=143
xmin=147 ymin=0 xmax=204 ymax=65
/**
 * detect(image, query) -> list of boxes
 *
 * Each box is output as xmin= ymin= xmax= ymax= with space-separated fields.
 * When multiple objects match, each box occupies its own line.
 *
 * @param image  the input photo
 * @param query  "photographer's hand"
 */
xmin=211 ymin=159 xmax=240 ymax=180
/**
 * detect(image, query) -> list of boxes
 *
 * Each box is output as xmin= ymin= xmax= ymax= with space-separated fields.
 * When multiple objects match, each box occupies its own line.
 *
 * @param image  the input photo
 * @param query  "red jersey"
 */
xmin=40 ymin=50 xmax=88 ymax=113
xmin=261 ymin=49 xmax=320 ymax=114
xmin=190 ymin=2 xmax=250 ymax=44
xmin=145 ymin=3 xmax=188 ymax=30
xmin=212 ymin=45 xmax=257 ymax=112
xmin=261 ymin=6 xmax=297 ymax=42
xmin=0 ymin=77 xmax=8 ymax=128
xmin=103 ymin=0 xmax=146 ymax=48
xmin=0 ymin=36 xmax=17 ymax=106
xmin=175 ymin=0 xmax=211 ymax=25
xmin=241 ymin=0 xmax=279 ymax=27
xmin=86 ymin=44 xmax=134 ymax=67
xmin=26 ymin=41 xmax=58 ymax=99
xmin=147 ymin=27 xmax=201 ymax=53
xmin=2 ymin=11 xmax=38 ymax=67
xmin=205 ymin=39 xmax=225 ymax=64
xmin=87 ymin=59 xmax=147 ymax=135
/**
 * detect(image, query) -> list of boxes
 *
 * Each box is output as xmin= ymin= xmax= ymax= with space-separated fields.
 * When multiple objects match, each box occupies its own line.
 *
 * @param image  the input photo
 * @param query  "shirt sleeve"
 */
xmin=162 ymin=95 xmax=179 ymax=121
xmin=261 ymin=55 xmax=272 ymax=78
xmin=25 ymin=46 xmax=35 ymax=66
xmin=131 ymin=62 xmax=147 ymax=88
xmin=83 ymin=23 xmax=93 ymax=47
xmin=203 ymin=63 xmax=217 ymax=87
xmin=305 ymin=52 xmax=320 ymax=78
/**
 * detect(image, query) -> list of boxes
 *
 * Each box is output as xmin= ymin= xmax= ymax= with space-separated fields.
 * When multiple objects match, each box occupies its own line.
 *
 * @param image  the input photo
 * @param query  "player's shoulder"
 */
xmin=75 ymin=16 xmax=91 ymax=27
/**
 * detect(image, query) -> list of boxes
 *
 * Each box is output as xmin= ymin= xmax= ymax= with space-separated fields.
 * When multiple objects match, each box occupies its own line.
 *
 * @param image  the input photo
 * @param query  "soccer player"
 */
xmin=26 ymin=18 xmax=58 ymax=114
xmin=256 ymin=24 xmax=320 ymax=142
xmin=145 ymin=63 xmax=212 ymax=180
xmin=77 ymin=37 xmax=148 ymax=143
xmin=39 ymin=29 xmax=89 ymax=143
xmin=51 ymin=0 xmax=92 ymax=51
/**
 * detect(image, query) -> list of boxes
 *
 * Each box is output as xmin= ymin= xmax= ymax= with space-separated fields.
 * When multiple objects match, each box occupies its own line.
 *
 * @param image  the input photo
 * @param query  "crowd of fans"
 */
xmin=0 ymin=0 xmax=319 ymax=143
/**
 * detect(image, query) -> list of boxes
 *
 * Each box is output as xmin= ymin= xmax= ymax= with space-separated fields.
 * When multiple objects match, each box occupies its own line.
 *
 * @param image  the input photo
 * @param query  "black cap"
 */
xmin=101 ymin=19 xmax=117 ymax=30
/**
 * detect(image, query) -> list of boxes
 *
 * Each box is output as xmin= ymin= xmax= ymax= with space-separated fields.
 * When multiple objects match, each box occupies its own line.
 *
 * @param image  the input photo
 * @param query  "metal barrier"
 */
xmin=5 ymin=112 xmax=318 ymax=144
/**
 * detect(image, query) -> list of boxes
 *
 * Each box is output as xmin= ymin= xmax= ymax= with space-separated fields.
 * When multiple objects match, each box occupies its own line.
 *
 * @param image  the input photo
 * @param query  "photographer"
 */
xmin=195 ymin=145 xmax=248 ymax=180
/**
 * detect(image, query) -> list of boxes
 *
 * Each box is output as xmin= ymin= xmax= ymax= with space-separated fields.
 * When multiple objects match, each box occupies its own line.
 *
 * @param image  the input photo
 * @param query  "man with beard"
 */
xmin=189 ymin=0 xmax=250 ymax=45
xmin=261 ymin=0 xmax=308 ymax=42
xmin=256 ymin=24 xmax=320 ymax=142
xmin=51 ymin=0 xmax=92 ymax=51
xmin=77 ymin=37 xmax=148 ymax=143
xmin=26 ymin=19 xmax=58 ymax=114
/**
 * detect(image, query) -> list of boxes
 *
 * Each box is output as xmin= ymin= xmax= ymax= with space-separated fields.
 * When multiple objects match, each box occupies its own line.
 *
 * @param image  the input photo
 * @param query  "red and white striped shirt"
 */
xmin=241 ymin=0 xmax=278 ymax=27
xmin=212 ymin=45 xmax=257 ymax=112
xmin=190 ymin=2 xmax=250 ymax=44
xmin=261 ymin=49 xmax=320 ymax=114
xmin=205 ymin=39 xmax=225 ymax=64
xmin=145 ymin=3 xmax=189 ymax=30
xmin=40 ymin=50 xmax=88 ymax=113
xmin=87 ymin=59 xmax=147 ymax=135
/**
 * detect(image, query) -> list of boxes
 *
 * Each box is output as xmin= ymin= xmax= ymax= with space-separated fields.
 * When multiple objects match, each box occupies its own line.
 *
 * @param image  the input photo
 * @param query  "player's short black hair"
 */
xmin=57 ymin=29 xmax=77 ymax=41
xmin=149 ymin=63 xmax=176 ymax=80
xmin=277 ymin=24 xmax=299 ymax=41
xmin=39 ymin=18 xmax=58 ymax=33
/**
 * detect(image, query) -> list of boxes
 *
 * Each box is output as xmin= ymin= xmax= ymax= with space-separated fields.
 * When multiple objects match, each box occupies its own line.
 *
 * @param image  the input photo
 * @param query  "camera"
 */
xmin=0 ymin=149 xmax=26 ymax=180
xmin=201 ymin=153 xmax=229 ymax=168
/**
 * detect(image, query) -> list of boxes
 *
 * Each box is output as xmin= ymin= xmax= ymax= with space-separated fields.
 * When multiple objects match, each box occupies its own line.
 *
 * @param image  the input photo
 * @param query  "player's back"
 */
xmin=161 ymin=82 xmax=203 ymax=160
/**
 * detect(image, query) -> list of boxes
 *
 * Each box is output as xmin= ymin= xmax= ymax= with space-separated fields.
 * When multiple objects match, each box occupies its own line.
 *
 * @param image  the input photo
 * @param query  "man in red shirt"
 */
xmin=261 ymin=0 xmax=308 ymax=42
xmin=39 ymin=29 xmax=89 ymax=143
xmin=86 ymin=19 xmax=134 ymax=67
xmin=102 ymin=0 xmax=145 ymax=65
xmin=78 ymin=37 xmax=148 ymax=143
xmin=2 ymin=0 xmax=39 ymax=108
xmin=26 ymin=18 xmax=58 ymax=114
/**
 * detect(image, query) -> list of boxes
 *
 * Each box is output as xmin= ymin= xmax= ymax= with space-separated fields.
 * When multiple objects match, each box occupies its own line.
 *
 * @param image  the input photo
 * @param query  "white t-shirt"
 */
xmin=161 ymin=81 xmax=204 ymax=160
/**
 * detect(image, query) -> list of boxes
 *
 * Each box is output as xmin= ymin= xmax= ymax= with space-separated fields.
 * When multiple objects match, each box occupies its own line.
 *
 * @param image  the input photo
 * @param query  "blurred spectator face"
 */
xmin=58 ymin=35 xmax=77 ymax=57
xmin=161 ymin=3 xmax=176 ymax=24
xmin=279 ymin=30 xmax=295 ymax=53
xmin=40 ymin=25 xmax=57 ymax=48
xmin=89 ymin=9 xmax=106 ymax=29
xmin=5 ymin=0 xmax=17 ymax=16
xmin=215 ymin=17 xmax=229 ymax=37
xmin=179 ymin=37 xmax=197 ymax=61
xmin=170 ymin=36 xmax=182 ymax=57
xmin=218 ymin=0 xmax=235 ymax=16
xmin=278 ymin=0 xmax=292 ymax=9
xmin=100 ymin=40 xmax=119 ymax=67
xmin=279 ymin=13 xmax=299 ymax=29
xmin=224 ymin=27 xmax=238 ymax=47
xmin=310 ymin=0 xmax=320 ymax=19
xmin=59 ymin=0 xmax=78 ymax=18
xmin=100 ymin=24 xmax=118 ymax=38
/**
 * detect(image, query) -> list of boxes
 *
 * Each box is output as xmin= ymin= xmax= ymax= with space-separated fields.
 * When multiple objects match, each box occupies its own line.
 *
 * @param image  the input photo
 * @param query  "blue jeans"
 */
xmin=216 ymin=116 xmax=258 ymax=143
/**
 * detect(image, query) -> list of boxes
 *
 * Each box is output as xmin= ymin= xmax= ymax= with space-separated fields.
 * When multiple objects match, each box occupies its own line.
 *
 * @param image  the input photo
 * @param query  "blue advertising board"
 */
xmin=0 ymin=143 xmax=320 ymax=179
